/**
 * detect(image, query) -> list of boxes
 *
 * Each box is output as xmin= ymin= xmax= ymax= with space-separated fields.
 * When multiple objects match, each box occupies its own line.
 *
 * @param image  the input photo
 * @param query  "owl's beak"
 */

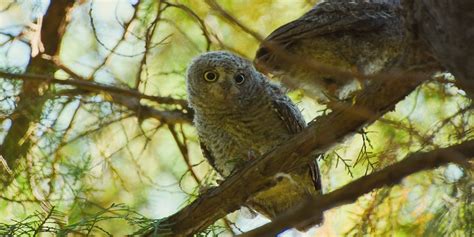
xmin=219 ymin=80 xmax=232 ymax=92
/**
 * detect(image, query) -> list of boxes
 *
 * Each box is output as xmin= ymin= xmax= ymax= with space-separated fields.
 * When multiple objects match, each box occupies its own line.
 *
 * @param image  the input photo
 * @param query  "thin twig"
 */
xmin=0 ymin=71 xmax=187 ymax=107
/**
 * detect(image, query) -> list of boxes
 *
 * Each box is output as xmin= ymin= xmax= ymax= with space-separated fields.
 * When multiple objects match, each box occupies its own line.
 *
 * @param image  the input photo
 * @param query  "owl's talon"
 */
xmin=246 ymin=150 xmax=257 ymax=161
xmin=198 ymin=185 xmax=217 ymax=195
xmin=199 ymin=178 xmax=224 ymax=195
xmin=274 ymin=172 xmax=297 ymax=185
xmin=216 ymin=178 xmax=224 ymax=185
xmin=351 ymin=94 xmax=358 ymax=105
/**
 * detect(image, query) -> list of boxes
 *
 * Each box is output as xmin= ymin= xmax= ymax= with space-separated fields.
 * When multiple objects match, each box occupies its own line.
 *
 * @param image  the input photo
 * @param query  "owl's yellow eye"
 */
xmin=204 ymin=71 xmax=219 ymax=82
xmin=234 ymin=73 xmax=245 ymax=84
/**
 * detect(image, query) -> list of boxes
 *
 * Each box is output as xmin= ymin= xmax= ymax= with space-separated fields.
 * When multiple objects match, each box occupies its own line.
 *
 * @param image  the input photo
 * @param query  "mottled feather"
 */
xmin=186 ymin=51 xmax=323 ymax=230
xmin=255 ymin=0 xmax=403 ymax=102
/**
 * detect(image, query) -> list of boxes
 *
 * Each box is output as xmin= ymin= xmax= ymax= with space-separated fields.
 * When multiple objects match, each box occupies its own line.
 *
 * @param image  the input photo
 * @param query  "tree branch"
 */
xmin=240 ymin=140 xmax=474 ymax=237
xmin=144 ymin=70 xmax=430 ymax=236
xmin=404 ymin=0 xmax=474 ymax=99
xmin=0 ymin=0 xmax=74 ymax=181
xmin=0 ymin=71 xmax=188 ymax=107
xmin=109 ymin=94 xmax=192 ymax=124
xmin=204 ymin=0 xmax=264 ymax=42
xmin=0 ymin=71 xmax=193 ymax=124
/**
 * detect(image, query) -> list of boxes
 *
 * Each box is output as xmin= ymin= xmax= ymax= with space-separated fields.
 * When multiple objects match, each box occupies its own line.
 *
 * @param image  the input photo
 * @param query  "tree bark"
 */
xmin=0 ymin=0 xmax=74 ymax=183
xmin=404 ymin=0 xmax=474 ymax=98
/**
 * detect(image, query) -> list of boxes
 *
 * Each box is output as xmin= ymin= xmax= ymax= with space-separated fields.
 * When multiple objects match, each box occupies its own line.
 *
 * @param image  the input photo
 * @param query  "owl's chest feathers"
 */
xmin=228 ymin=101 xmax=289 ymax=150
xmin=196 ymin=94 xmax=289 ymax=157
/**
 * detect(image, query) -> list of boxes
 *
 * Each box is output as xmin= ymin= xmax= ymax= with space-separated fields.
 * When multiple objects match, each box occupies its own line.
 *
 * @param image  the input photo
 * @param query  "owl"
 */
xmin=254 ymin=0 xmax=403 ymax=102
xmin=186 ymin=51 xmax=322 ymax=230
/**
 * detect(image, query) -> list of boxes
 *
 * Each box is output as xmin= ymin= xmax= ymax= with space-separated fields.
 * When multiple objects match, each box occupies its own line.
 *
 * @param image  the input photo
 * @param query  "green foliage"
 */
xmin=0 ymin=203 xmax=156 ymax=236
xmin=0 ymin=0 xmax=472 ymax=236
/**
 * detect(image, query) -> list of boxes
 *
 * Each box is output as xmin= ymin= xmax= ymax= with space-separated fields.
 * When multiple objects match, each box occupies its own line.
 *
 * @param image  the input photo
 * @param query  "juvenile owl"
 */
xmin=254 ymin=0 xmax=403 ymax=102
xmin=186 ymin=51 xmax=322 ymax=230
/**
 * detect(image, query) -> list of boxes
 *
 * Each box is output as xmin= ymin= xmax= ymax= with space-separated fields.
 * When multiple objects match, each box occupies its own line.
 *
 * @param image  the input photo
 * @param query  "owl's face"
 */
xmin=186 ymin=51 xmax=262 ymax=108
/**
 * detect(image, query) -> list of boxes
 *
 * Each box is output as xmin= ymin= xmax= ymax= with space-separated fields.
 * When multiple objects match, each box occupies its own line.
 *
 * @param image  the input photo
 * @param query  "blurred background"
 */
xmin=0 ymin=0 xmax=471 ymax=236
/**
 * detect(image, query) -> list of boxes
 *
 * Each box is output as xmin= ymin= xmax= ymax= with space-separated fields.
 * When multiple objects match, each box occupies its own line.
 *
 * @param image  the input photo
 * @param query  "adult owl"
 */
xmin=186 ymin=51 xmax=322 ymax=230
xmin=254 ymin=0 xmax=403 ymax=102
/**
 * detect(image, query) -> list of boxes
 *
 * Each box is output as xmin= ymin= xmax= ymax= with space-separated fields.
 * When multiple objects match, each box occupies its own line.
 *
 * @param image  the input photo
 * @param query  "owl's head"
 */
xmin=186 ymin=51 xmax=264 ymax=109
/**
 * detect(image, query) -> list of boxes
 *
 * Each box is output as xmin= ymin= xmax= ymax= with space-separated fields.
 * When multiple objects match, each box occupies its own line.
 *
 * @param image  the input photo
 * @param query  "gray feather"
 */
xmin=186 ymin=51 xmax=323 ymax=228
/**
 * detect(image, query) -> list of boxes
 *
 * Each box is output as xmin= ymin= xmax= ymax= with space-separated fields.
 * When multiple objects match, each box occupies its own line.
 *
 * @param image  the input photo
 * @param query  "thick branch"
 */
xmin=241 ymin=140 xmax=474 ymax=237
xmin=145 ymin=70 xmax=429 ymax=236
xmin=405 ymin=0 xmax=474 ymax=98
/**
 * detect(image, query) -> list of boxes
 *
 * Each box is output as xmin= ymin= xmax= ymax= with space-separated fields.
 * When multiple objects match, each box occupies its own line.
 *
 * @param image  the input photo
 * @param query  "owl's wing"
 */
xmin=200 ymin=140 xmax=223 ymax=176
xmin=264 ymin=1 xmax=394 ymax=44
xmin=255 ymin=1 xmax=396 ymax=67
xmin=309 ymin=155 xmax=323 ymax=193
xmin=269 ymin=83 xmax=305 ymax=134
xmin=270 ymin=85 xmax=322 ymax=192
